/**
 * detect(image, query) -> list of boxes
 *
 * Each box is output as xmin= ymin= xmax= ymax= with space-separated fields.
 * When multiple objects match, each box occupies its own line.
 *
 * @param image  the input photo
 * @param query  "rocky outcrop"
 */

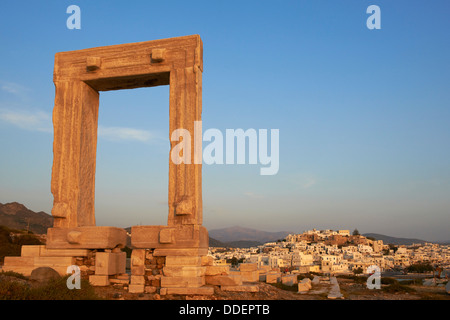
xmin=0 ymin=202 xmax=53 ymax=234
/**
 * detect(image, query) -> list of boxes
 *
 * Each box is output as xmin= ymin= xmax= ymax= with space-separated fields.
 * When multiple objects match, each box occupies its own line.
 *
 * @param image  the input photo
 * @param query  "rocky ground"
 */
xmin=93 ymin=282 xmax=320 ymax=300
xmin=1 ymin=270 xmax=448 ymax=300
xmin=337 ymin=278 xmax=450 ymax=300
xmin=92 ymin=279 xmax=450 ymax=301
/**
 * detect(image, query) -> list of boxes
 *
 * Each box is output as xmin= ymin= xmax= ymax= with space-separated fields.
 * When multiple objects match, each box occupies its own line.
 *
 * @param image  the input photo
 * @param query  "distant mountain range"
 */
xmin=0 ymin=202 xmax=53 ymax=234
xmin=208 ymin=226 xmax=291 ymax=246
xmin=208 ymin=237 xmax=262 ymax=248
xmin=362 ymin=233 xmax=429 ymax=245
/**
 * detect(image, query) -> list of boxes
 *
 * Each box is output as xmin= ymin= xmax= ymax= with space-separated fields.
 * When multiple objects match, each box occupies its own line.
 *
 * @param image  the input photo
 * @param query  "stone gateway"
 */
xmin=3 ymin=35 xmax=212 ymax=295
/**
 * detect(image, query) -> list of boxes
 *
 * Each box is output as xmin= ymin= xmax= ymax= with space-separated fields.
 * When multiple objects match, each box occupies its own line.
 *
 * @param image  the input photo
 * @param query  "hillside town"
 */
xmin=209 ymin=229 xmax=450 ymax=275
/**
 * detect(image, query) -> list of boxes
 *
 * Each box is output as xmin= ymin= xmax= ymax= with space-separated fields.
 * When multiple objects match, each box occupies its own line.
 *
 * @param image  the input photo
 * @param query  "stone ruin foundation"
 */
xmin=2 ymin=35 xmax=259 ymax=296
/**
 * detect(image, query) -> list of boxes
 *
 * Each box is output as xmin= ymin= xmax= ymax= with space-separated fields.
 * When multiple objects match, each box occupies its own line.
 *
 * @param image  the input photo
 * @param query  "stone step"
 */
xmin=221 ymin=285 xmax=259 ymax=293
xmin=109 ymin=278 xmax=130 ymax=285
xmin=161 ymin=276 xmax=205 ymax=288
xmin=128 ymin=284 xmax=145 ymax=293
xmin=240 ymin=270 xmax=259 ymax=282
xmin=205 ymin=265 xmax=230 ymax=276
xmin=205 ymin=275 xmax=243 ymax=286
xmin=21 ymin=245 xmax=90 ymax=257
xmin=161 ymin=286 xmax=215 ymax=296
xmin=164 ymin=256 xmax=202 ymax=266
xmin=239 ymin=263 xmax=258 ymax=272
xmin=3 ymin=256 xmax=75 ymax=276
xmin=89 ymin=275 xmax=110 ymax=286
xmin=163 ymin=266 xmax=206 ymax=277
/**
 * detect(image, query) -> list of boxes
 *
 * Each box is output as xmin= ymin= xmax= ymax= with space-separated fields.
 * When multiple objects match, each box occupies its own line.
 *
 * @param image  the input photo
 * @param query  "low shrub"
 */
xmin=29 ymin=276 xmax=101 ymax=300
xmin=0 ymin=273 xmax=102 ymax=300
xmin=337 ymin=274 xmax=368 ymax=284
xmin=0 ymin=225 xmax=43 ymax=263
xmin=406 ymin=263 xmax=434 ymax=273
xmin=381 ymin=277 xmax=398 ymax=285
xmin=382 ymin=281 xmax=416 ymax=294
xmin=0 ymin=270 xmax=28 ymax=280
xmin=0 ymin=279 xmax=30 ymax=300
xmin=398 ymin=278 xmax=423 ymax=285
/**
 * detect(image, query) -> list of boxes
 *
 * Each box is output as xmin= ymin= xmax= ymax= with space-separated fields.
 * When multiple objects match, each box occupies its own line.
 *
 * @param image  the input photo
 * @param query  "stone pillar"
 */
xmin=51 ymin=80 xmax=99 ymax=228
xmin=168 ymin=66 xmax=202 ymax=226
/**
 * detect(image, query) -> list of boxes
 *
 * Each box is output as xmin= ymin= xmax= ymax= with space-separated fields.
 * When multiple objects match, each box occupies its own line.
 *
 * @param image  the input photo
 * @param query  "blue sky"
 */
xmin=0 ymin=1 xmax=449 ymax=241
